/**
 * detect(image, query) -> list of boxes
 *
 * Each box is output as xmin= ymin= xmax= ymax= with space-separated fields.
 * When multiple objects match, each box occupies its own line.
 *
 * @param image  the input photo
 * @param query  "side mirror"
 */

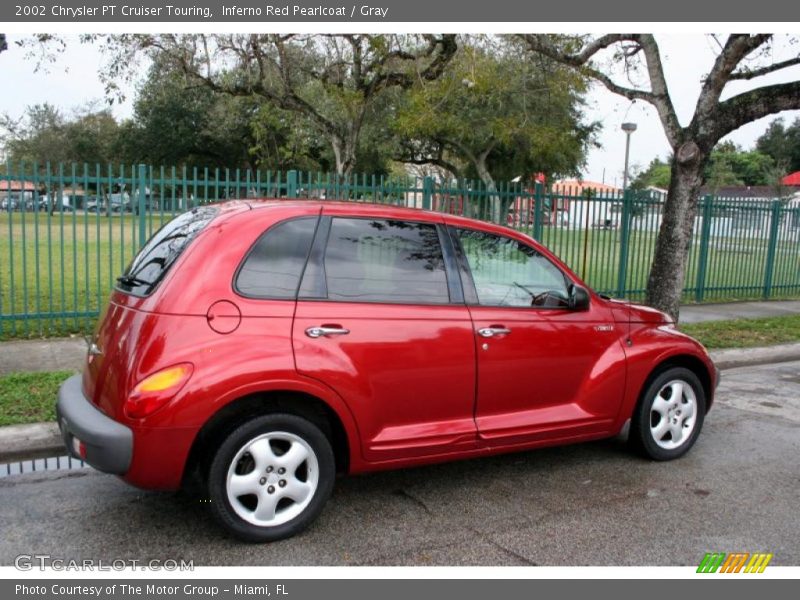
xmin=568 ymin=284 xmax=591 ymax=311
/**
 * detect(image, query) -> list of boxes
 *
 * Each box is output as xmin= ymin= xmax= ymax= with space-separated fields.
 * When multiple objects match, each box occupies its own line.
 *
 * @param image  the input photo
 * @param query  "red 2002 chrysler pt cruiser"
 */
xmin=57 ymin=200 xmax=718 ymax=541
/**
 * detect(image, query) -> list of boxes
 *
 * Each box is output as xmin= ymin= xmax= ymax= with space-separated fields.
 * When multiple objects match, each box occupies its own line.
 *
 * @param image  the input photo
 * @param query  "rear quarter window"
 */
xmin=234 ymin=216 xmax=318 ymax=299
xmin=116 ymin=206 xmax=218 ymax=296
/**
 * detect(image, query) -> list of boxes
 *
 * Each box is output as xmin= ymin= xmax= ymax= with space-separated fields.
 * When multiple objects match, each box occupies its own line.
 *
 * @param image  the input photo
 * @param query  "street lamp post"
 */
xmin=621 ymin=122 xmax=637 ymax=191
xmin=617 ymin=122 xmax=638 ymax=299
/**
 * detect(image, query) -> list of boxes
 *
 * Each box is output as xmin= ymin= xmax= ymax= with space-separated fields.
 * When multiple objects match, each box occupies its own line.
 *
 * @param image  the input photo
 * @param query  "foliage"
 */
xmin=756 ymin=117 xmax=800 ymax=174
xmin=630 ymin=158 xmax=672 ymax=190
xmin=91 ymin=34 xmax=457 ymax=176
xmin=124 ymin=58 xmax=263 ymax=170
xmin=703 ymin=141 xmax=776 ymax=188
xmin=1 ymin=103 xmax=126 ymax=166
xmin=397 ymin=39 xmax=595 ymax=185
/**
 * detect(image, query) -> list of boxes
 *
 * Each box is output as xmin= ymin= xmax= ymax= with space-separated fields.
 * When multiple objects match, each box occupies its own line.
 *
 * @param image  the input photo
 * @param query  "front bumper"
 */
xmin=56 ymin=374 xmax=132 ymax=474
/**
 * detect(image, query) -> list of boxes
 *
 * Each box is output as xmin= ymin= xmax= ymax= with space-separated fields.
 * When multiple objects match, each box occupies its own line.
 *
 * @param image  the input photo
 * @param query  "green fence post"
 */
xmin=694 ymin=195 xmax=713 ymax=302
xmin=533 ymin=182 xmax=544 ymax=240
xmin=763 ymin=200 xmax=782 ymax=299
xmin=137 ymin=164 xmax=147 ymax=248
xmin=422 ymin=176 xmax=433 ymax=210
xmin=287 ymin=170 xmax=298 ymax=199
xmin=616 ymin=189 xmax=632 ymax=298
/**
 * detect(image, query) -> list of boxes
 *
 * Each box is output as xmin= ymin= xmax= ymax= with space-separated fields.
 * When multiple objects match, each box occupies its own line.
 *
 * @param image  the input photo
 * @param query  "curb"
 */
xmin=2 ymin=344 xmax=800 ymax=465
xmin=0 ymin=422 xmax=63 ymax=463
xmin=709 ymin=342 xmax=800 ymax=371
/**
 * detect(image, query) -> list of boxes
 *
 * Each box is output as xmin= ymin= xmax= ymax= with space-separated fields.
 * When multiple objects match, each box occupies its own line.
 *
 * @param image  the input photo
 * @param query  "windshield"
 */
xmin=116 ymin=206 xmax=218 ymax=296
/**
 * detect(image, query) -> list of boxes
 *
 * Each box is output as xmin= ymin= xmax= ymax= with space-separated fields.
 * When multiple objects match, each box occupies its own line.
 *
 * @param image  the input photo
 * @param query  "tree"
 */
xmin=1 ymin=103 xmax=71 ymax=164
xmin=94 ymin=34 xmax=457 ymax=177
xmin=521 ymin=34 xmax=800 ymax=320
xmin=703 ymin=141 xmax=776 ymax=188
xmin=1 ymin=103 xmax=125 ymax=166
xmin=630 ymin=157 xmax=672 ymax=190
xmin=756 ymin=117 xmax=800 ymax=173
xmin=125 ymin=57 xmax=264 ymax=170
xmin=396 ymin=38 xmax=596 ymax=221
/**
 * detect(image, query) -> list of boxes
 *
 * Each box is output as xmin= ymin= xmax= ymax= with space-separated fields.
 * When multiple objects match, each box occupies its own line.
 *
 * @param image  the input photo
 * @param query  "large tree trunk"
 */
xmin=645 ymin=143 xmax=709 ymax=321
xmin=331 ymin=133 xmax=357 ymax=179
xmin=474 ymin=152 xmax=501 ymax=223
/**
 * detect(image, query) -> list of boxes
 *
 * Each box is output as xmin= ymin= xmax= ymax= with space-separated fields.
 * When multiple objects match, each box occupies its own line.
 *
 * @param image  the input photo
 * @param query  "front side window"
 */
xmin=321 ymin=218 xmax=450 ymax=304
xmin=235 ymin=217 xmax=318 ymax=299
xmin=454 ymin=228 xmax=569 ymax=308
xmin=117 ymin=206 xmax=218 ymax=296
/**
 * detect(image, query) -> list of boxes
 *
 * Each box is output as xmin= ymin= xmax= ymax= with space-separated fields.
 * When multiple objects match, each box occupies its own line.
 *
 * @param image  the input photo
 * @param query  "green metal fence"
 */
xmin=2 ymin=162 xmax=799 ymax=338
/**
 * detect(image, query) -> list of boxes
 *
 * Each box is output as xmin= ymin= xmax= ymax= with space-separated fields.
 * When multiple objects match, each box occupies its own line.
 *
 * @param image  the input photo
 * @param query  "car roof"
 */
xmin=244 ymin=198 xmax=437 ymax=218
xmin=235 ymin=198 xmax=530 ymax=239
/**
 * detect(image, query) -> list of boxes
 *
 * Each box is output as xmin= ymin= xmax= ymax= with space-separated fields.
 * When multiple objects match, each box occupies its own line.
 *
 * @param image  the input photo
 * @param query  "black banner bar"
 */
xmin=1 ymin=0 xmax=797 ymax=23
xmin=3 ymin=579 xmax=798 ymax=600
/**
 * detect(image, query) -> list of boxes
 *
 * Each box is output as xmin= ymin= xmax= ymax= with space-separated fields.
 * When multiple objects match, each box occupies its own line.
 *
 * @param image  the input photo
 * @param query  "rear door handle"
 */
xmin=305 ymin=326 xmax=350 ymax=338
xmin=477 ymin=326 xmax=511 ymax=337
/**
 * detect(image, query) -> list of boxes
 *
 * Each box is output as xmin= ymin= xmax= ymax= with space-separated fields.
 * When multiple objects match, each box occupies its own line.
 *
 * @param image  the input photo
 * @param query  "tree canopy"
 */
xmin=756 ymin=117 xmax=800 ymax=174
xmin=396 ymin=38 xmax=596 ymax=186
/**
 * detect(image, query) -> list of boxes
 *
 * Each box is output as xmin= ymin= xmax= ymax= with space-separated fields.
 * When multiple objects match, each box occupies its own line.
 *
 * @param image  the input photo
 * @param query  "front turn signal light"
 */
xmin=124 ymin=363 xmax=194 ymax=419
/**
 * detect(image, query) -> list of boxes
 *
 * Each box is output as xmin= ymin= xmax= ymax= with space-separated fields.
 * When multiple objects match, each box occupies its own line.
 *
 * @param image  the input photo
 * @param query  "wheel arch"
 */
xmin=182 ymin=389 xmax=353 ymax=489
xmin=638 ymin=354 xmax=714 ymax=413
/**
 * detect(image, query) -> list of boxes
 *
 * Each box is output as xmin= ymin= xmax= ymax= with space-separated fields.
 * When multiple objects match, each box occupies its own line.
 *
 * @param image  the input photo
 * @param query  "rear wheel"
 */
xmin=629 ymin=367 xmax=706 ymax=461
xmin=208 ymin=414 xmax=335 ymax=542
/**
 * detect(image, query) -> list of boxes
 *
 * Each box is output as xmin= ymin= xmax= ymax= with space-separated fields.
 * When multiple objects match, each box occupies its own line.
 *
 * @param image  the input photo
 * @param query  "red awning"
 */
xmin=782 ymin=171 xmax=800 ymax=185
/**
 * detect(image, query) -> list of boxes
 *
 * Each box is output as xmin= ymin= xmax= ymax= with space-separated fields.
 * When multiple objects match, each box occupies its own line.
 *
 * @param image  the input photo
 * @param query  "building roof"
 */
xmin=782 ymin=171 xmax=800 ymax=186
xmin=699 ymin=185 xmax=783 ymax=200
xmin=551 ymin=179 xmax=620 ymax=195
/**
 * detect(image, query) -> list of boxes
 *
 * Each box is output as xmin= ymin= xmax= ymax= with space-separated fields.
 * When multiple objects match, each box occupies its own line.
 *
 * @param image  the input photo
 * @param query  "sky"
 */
xmin=0 ymin=33 xmax=798 ymax=185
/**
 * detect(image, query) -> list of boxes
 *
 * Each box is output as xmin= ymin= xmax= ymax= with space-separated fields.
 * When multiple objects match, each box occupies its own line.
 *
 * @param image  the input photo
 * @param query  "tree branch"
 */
xmin=729 ymin=55 xmax=800 ymax=80
xmin=635 ymin=35 xmax=682 ymax=146
xmin=714 ymin=79 xmax=800 ymax=139
xmin=695 ymin=34 xmax=772 ymax=119
xmin=520 ymin=34 xmax=683 ymax=147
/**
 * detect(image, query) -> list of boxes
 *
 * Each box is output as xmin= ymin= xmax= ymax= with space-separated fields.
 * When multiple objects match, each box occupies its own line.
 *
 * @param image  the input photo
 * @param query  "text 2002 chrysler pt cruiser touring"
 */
xmin=57 ymin=200 xmax=718 ymax=541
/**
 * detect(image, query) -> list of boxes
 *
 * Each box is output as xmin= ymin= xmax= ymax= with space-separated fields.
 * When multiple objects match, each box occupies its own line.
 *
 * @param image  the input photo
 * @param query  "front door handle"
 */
xmin=477 ymin=326 xmax=511 ymax=338
xmin=305 ymin=326 xmax=350 ymax=338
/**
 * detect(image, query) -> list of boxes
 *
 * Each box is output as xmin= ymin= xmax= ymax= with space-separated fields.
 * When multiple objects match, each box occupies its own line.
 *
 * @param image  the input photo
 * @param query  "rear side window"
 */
xmin=320 ymin=218 xmax=449 ymax=304
xmin=235 ymin=217 xmax=318 ymax=299
xmin=116 ymin=206 xmax=218 ymax=296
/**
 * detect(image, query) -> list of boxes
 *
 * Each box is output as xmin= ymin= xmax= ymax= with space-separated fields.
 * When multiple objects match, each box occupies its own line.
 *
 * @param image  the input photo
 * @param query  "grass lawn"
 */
xmin=0 ymin=370 xmax=73 ymax=426
xmin=680 ymin=314 xmax=800 ymax=349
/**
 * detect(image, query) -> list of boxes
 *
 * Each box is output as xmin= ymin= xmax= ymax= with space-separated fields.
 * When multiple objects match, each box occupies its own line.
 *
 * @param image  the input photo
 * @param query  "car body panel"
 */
xmin=66 ymin=199 xmax=716 ymax=490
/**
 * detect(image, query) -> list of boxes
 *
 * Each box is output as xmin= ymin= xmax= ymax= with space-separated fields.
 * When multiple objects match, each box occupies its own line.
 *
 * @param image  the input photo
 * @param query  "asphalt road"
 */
xmin=1 ymin=361 xmax=799 ymax=566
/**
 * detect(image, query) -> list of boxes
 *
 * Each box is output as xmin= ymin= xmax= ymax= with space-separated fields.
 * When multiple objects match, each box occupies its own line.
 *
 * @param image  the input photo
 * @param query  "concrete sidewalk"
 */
xmin=678 ymin=299 xmax=800 ymax=324
xmin=1 ymin=300 xmax=800 ymax=377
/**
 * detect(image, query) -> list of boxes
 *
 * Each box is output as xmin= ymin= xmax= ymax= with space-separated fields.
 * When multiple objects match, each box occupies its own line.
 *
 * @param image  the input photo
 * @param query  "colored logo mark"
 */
xmin=697 ymin=552 xmax=773 ymax=573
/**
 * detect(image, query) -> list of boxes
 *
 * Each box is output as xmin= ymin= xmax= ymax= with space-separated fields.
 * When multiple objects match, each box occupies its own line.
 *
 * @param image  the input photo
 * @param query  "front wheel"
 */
xmin=629 ymin=367 xmax=706 ymax=461
xmin=208 ymin=414 xmax=335 ymax=542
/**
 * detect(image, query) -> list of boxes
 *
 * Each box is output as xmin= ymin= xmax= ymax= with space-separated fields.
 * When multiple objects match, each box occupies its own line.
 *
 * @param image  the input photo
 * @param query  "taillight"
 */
xmin=124 ymin=363 xmax=194 ymax=419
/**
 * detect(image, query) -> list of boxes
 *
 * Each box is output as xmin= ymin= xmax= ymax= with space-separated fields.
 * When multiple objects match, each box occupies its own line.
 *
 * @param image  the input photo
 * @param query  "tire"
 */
xmin=208 ymin=413 xmax=335 ymax=542
xmin=629 ymin=366 xmax=706 ymax=461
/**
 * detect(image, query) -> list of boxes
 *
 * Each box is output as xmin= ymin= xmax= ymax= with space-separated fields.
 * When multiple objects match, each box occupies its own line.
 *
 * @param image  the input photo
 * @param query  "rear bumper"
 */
xmin=56 ymin=374 xmax=132 ymax=474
